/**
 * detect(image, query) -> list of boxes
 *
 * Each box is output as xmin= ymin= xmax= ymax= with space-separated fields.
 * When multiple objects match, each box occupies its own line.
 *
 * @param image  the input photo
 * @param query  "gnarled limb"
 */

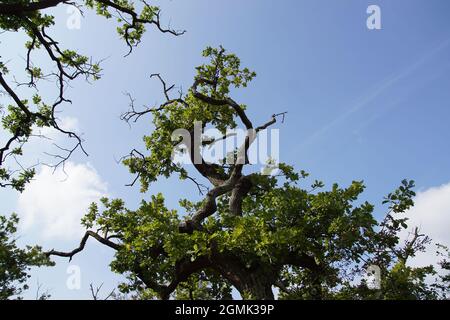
xmin=191 ymin=77 xmax=253 ymax=130
xmin=46 ymin=230 xmax=121 ymax=261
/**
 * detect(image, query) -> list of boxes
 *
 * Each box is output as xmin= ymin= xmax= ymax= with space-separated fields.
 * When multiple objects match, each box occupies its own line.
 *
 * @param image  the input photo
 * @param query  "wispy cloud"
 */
xmin=300 ymin=37 xmax=450 ymax=149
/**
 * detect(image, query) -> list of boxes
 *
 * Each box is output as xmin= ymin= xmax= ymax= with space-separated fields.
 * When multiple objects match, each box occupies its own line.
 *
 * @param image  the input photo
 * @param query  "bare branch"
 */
xmin=46 ymin=230 xmax=121 ymax=261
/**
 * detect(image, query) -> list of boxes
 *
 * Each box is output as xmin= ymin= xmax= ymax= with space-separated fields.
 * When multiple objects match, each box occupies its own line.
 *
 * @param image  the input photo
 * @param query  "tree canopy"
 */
xmin=47 ymin=47 xmax=450 ymax=300
xmin=0 ymin=2 xmax=449 ymax=301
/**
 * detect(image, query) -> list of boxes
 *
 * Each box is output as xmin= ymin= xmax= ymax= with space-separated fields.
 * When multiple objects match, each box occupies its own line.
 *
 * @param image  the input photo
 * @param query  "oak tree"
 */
xmin=47 ymin=47 xmax=449 ymax=300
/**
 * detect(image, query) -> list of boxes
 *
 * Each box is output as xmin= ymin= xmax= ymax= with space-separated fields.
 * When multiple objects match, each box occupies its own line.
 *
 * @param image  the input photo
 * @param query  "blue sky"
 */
xmin=1 ymin=0 xmax=450 ymax=299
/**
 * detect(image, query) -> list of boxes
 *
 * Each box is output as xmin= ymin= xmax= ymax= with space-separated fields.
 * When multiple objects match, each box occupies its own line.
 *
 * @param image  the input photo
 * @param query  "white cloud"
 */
xmin=18 ymin=161 xmax=107 ymax=240
xmin=401 ymin=182 xmax=450 ymax=269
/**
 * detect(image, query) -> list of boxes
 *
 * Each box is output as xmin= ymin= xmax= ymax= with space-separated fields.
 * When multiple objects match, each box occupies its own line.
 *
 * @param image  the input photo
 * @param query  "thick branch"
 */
xmin=191 ymin=77 xmax=253 ymax=130
xmin=0 ymin=0 xmax=65 ymax=15
xmin=179 ymin=161 xmax=246 ymax=233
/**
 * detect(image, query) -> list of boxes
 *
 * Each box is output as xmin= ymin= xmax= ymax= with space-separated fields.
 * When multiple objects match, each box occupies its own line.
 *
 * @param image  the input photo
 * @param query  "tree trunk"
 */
xmin=210 ymin=247 xmax=275 ymax=299
xmin=237 ymin=273 xmax=275 ymax=300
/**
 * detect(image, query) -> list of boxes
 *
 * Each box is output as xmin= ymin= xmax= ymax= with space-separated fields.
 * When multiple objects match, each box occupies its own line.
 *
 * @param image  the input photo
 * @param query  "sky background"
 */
xmin=1 ymin=0 xmax=450 ymax=299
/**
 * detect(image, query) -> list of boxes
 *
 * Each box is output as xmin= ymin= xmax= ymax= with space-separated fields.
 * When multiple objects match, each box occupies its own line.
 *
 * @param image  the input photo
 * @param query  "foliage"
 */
xmin=0 ymin=0 xmax=182 ymax=191
xmin=49 ymin=48 xmax=450 ymax=300
xmin=0 ymin=213 xmax=54 ymax=300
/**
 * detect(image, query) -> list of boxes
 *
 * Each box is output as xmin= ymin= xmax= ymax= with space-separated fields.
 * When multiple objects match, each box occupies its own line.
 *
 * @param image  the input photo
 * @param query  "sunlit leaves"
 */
xmin=0 ymin=214 xmax=54 ymax=299
xmin=84 ymin=153 xmax=434 ymax=299
xmin=196 ymin=46 xmax=256 ymax=98
xmin=0 ymin=0 xmax=170 ymax=192
xmin=124 ymin=47 xmax=257 ymax=192
xmin=383 ymin=179 xmax=416 ymax=213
